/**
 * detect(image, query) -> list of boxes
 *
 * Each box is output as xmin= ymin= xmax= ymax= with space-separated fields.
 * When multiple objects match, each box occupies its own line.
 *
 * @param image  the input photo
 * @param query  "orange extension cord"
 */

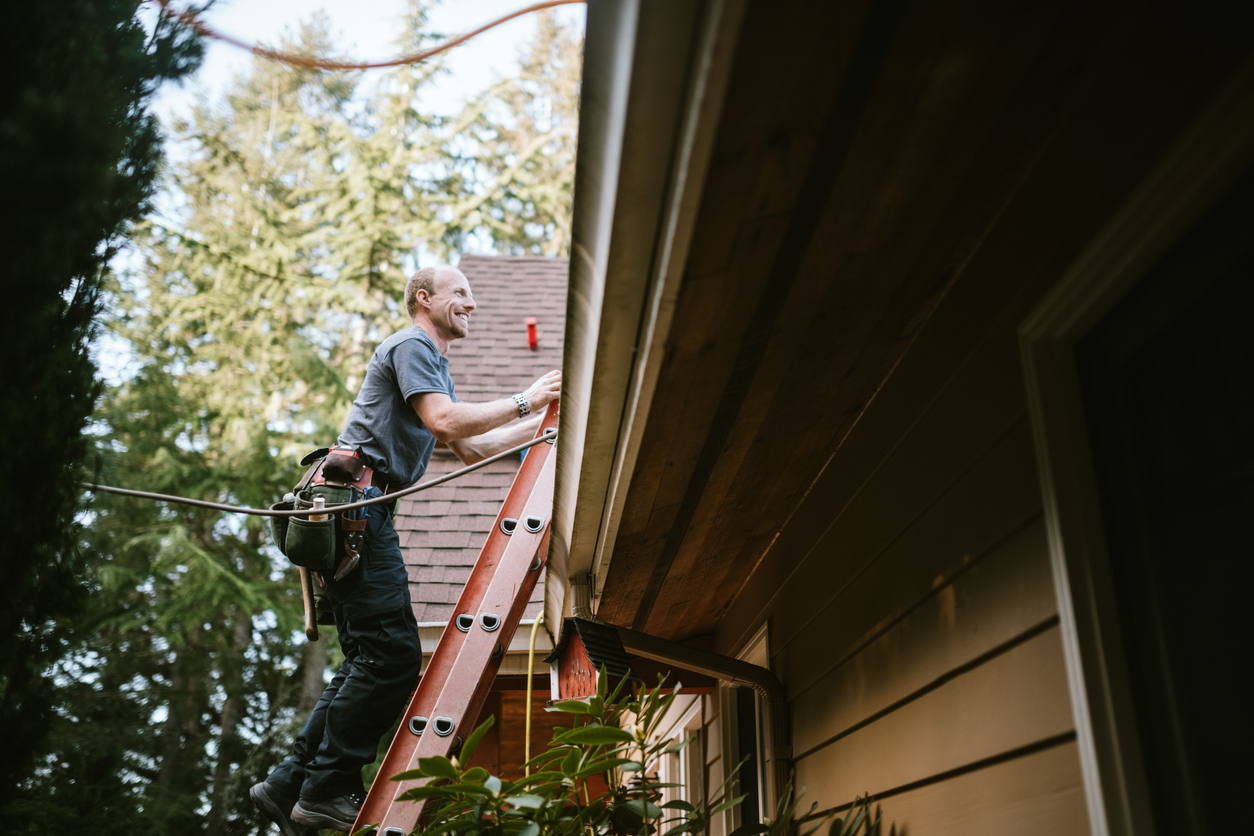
xmin=150 ymin=0 xmax=586 ymax=71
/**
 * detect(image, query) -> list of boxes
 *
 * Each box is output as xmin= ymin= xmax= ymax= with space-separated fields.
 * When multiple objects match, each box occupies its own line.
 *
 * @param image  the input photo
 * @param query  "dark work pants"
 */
xmin=267 ymin=490 xmax=423 ymax=801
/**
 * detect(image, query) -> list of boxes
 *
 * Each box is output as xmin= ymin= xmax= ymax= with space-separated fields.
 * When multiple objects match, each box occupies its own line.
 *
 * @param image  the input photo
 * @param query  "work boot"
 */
xmin=249 ymin=781 xmax=315 ymax=836
xmin=291 ymin=791 xmax=365 ymax=833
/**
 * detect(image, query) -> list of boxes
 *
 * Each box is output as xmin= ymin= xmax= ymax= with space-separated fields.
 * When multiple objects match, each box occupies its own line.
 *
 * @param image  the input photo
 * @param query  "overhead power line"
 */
xmin=81 ymin=429 xmax=557 ymax=516
xmin=150 ymin=0 xmax=586 ymax=71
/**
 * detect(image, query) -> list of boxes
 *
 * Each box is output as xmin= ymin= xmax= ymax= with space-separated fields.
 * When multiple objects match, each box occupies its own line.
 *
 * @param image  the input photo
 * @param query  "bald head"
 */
xmin=405 ymin=266 xmax=465 ymax=322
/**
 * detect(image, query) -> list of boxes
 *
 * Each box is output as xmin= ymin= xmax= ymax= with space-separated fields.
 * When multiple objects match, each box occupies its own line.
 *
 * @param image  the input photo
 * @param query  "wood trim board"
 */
xmin=1018 ymin=53 xmax=1254 ymax=836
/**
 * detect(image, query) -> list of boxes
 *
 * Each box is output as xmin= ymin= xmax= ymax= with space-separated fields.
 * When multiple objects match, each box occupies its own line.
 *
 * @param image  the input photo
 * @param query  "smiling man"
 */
xmin=251 ymin=265 xmax=561 ymax=835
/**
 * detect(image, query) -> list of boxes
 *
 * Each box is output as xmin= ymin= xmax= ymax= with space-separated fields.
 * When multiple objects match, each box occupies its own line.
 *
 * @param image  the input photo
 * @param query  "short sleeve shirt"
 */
xmin=338 ymin=327 xmax=456 ymax=487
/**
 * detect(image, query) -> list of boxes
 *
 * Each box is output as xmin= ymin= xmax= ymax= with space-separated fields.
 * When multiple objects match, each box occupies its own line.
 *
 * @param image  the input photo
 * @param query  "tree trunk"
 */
xmin=152 ymin=623 xmax=206 ymax=829
xmin=299 ymin=635 xmax=332 ymax=716
xmin=206 ymin=615 xmax=252 ymax=836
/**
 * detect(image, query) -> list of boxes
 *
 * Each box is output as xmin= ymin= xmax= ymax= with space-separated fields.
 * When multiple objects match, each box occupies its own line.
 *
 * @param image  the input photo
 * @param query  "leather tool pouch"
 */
xmin=268 ymin=499 xmax=295 ymax=553
xmin=270 ymin=447 xmax=372 ymax=579
xmin=283 ymin=486 xmax=351 ymax=572
xmin=321 ymin=452 xmax=367 ymax=487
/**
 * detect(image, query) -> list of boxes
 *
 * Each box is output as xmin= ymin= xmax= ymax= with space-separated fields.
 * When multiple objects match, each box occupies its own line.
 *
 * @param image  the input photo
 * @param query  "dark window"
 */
xmin=735 ymin=686 xmax=761 ymax=825
xmin=1076 ymin=165 xmax=1254 ymax=836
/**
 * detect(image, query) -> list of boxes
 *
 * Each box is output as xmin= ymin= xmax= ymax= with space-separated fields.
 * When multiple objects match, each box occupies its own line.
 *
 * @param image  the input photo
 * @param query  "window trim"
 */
xmin=1019 ymin=54 xmax=1254 ymax=836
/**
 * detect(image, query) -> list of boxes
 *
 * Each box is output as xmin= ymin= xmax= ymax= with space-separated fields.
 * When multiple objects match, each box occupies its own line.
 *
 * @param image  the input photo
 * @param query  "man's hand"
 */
xmin=522 ymin=370 xmax=561 ymax=411
xmin=411 ymin=369 xmax=562 ymax=451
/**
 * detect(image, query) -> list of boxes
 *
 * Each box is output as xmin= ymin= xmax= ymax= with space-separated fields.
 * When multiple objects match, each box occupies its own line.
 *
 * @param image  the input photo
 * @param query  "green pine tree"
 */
xmin=443 ymin=9 xmax=582 ymax=255
xmin=13 ymin=3 xmax=583 ymax=832
xmin=0 ymin=0 xmax=202 ymax=813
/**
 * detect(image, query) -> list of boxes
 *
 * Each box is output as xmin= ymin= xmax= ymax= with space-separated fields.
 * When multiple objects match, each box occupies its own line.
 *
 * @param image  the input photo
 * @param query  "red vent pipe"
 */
xmin=526 ymin=317 xmax=538 ymax=350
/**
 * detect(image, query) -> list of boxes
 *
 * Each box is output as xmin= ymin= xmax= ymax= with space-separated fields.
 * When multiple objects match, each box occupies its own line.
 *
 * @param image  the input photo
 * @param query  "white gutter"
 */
xmin=549 ymin=0 xmax=747 ymax=636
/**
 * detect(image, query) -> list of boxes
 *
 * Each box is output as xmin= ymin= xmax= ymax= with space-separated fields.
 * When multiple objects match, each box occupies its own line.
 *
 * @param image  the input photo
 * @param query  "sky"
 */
xmin=147 ymin=0 xmax=587 ymax=123
xmin=98 ymin=0 xmax=586 ymax=386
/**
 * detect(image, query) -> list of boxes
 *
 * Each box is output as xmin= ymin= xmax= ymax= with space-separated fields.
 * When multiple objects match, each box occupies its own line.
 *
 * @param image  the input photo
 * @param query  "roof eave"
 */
xmin=548 ymin=0 xmax=748 ymax=636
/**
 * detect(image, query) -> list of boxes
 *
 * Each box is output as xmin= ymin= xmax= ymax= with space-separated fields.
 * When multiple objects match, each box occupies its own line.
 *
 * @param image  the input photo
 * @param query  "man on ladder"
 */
xmin=250 ymin=265 xmax=561 ymax=836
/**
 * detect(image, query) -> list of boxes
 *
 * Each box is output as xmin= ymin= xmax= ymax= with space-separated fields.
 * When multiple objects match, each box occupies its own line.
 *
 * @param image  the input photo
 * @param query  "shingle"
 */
xmin=424 ymin=531 xmax=473 ymax=548
xmin=426 ymin=548 xmax=476 ymax=566
xmin=443 ymin=566 xmax=473 ymax=586
xmin=407 ymin=565 xmax=444 ymax=583
xmin=424 ymin=603 xmax=456 ymax=622
xmin=414 ymin=583 xmax=455 ymax=604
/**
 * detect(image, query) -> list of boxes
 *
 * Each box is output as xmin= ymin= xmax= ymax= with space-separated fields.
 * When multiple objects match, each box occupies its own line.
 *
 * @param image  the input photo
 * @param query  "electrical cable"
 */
xmin=521 ymin=611 xmax=541 ymax=777
xmin=150 ymin=0 xmax=586 ymax=71
xmin=79 ymin=428 xmax=556 ymax=517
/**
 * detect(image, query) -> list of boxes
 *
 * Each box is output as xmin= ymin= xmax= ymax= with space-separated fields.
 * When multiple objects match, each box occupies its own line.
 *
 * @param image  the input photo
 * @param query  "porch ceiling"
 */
xmin=586 ymin=0 xmax=1252 ymax=639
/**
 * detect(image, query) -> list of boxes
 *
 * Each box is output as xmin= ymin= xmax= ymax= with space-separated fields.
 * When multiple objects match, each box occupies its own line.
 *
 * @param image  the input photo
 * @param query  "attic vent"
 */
xmin=526 ymin=317 xmax=538 ymax=350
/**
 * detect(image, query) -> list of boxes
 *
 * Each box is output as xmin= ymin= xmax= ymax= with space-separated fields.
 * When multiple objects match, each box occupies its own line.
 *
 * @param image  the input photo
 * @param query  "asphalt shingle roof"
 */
xmin=396 ymin=255 xmax=568 ymax=623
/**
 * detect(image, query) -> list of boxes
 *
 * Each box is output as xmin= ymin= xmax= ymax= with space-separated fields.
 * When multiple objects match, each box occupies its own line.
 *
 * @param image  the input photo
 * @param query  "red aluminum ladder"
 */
xmin=353 ymin=402 xmax=559 ymax=836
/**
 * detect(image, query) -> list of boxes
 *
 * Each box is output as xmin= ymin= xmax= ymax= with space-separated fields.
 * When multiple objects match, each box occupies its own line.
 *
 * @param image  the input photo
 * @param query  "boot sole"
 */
xmin=249 ymin=784 xmax=313 ymax=836
xmin=291 ymin=800 xmax=357 ymax=833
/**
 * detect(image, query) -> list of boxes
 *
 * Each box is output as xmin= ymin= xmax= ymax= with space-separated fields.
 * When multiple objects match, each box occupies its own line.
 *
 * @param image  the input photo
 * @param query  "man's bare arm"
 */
xmin=445 ymin=415 xmax=544 ymax=465
xmin=410 ymin=370 xmax=560 ymax=451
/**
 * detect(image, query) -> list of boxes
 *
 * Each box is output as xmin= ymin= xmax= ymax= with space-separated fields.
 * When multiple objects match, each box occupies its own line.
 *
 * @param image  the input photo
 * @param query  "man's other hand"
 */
xmin=523 ymin=370 xmax=561 ymax=410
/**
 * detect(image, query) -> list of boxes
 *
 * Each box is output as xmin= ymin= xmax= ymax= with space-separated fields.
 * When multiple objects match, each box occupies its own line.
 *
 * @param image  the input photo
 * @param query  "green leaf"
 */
xmin=519 ymin=823 xmax=540 ymax=836
xmin=560 ymin=748 xmax=581 ymax=777
xmin=485 ymin=775 xmax=502 ymax=796
xmin=442 ymin=782 xmax=495 ymax=797
xmin=664 ymin=737 xmax=693 ymax=754
xmin=663 ymin=825 xmax=696 ymax=836
xmin=572 ymin=757 xmax=638 ymax=778
xmin=619 ymin=762 xmax=642 ymax=772
xmin=506 ymin=794 xmax=547 ymax=809
xmin=513 ymin=769 xmax=565 ymax=787
xmin=710 ymin=794 xmax=748 ymax=815
xmin=391 ymin=768 xmax=428 ymax=782
xmin=463 ymin=766 xmax=490 ymax=783
xmin=555 ymin=725 xmax=635 ymax=745
xmin=624 ymin=799 xmax=663 ymax=819
xmin=459 ymin=714 xmax=496 ymax=764
xmin=662 ymin=800 xmax=695 ymax=812
xmin=418 ymin=756 xmax=459 ymax=781
xmin=397 ymin=785 xmax=454 ymax=801
xmin=553 ymin=698 xmax=592 ymax=714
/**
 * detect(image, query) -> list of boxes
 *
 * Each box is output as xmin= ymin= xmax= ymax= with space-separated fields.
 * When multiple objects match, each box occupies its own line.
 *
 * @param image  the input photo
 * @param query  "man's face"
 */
xmin=424 ymin=268 xmax=476 ymax=341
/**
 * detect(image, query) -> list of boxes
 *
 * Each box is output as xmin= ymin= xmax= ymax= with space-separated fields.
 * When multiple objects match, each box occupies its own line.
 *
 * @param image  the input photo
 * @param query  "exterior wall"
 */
xmin=650 ymin=693 xmax=729 ymax=836
xmin=464 ymin=689 xmax=570 ymax=781
xmin=716 ymin=282 xmax=1088 ymax=834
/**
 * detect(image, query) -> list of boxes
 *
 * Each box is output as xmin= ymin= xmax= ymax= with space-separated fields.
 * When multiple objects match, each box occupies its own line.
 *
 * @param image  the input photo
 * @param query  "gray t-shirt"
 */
xmin=338 ymin=327 xmax=456 ymax=487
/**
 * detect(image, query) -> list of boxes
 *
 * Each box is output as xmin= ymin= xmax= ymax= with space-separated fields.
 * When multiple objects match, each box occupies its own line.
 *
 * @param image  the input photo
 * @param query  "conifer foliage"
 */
xmin=4 ymin=3 xmax=581 ymax=834
xmin=0 ymin=0 xmax=202 ymax=814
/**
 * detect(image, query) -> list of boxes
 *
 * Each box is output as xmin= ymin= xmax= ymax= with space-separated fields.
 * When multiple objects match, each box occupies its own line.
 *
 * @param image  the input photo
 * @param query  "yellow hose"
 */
xmin=524 ymin=614 xmax=543 ymax=775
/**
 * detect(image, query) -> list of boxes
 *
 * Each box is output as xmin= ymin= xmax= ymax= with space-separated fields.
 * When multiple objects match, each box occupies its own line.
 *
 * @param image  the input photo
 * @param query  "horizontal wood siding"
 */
xmin=794 ymin=626 xmax=1073 ymax=801
xmin=862 ymin=742 xmax=1088 ymax=836
xmin=789 ymin=518 xmax=1057 ymax=756
xmin=717 ymin=305 xmax=1087 ymax=831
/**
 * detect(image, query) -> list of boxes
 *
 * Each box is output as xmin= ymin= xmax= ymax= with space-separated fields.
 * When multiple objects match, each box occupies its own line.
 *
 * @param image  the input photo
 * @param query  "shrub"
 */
xmin=386 ymin=670 xmax=884 ymax=836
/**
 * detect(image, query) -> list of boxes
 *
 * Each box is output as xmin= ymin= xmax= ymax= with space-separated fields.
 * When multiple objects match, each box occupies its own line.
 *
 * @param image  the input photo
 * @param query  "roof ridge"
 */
xmin=458 ymin=253 xmax=570 ymax=262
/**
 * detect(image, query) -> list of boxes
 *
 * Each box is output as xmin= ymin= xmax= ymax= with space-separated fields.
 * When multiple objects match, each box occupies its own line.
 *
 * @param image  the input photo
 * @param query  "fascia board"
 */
xmin=548 ymin=0 xmax=747 ymax=636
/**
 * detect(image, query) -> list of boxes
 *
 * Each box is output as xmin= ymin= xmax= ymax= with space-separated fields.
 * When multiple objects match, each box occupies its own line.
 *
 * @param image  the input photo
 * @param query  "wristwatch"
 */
xmin=513 ymin=393 xmax=531 ymax=418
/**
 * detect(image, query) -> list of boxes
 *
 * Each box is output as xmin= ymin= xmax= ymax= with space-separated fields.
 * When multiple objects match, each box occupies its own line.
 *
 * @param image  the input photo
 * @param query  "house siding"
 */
xmin=715 ymin=288 xmax=1087 ymax=833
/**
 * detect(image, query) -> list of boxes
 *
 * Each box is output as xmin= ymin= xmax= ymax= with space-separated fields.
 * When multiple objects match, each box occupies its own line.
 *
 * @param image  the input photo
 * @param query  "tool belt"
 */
xmin=268 ymin=446 xmax=378 ymax=595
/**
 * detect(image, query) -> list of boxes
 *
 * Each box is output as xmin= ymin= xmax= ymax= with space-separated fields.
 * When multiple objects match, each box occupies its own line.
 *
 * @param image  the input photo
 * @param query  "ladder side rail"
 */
xmin=370 ymin=453 xmax=556 ymax=835
xmin=356 ymin=406 xmax=559 ymax=826
xmin=381 ymin=531 xmax=549 ymax=833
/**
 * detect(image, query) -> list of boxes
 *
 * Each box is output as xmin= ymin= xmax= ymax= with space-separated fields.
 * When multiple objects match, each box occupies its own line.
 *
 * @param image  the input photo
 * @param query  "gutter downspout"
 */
xmin=570 ymin=573 xmax=595 ymax=619
xmin=614 ymin=625 xmax=790 ymax=809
